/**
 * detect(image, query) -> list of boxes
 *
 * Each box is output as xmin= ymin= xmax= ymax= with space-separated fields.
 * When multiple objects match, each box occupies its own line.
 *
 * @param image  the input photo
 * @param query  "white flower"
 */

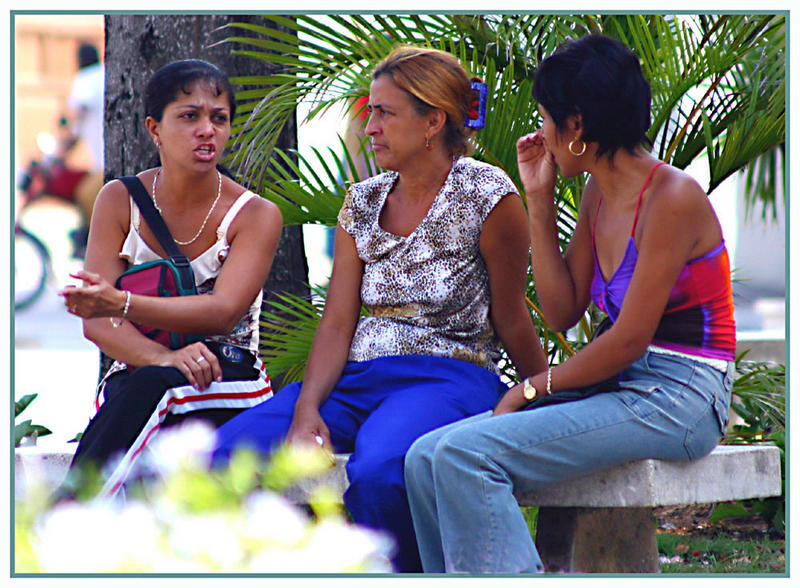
xmin=34 ymin=500 xmax=159 ymax=572
xmin=241 ymin=491 xmax=309 ymax=546
xmin=143 ymin=420 xmax=217 ymax=476
xmin=302 ymin=519 xmax=394 ymax=573
xmin=20 ymin=421 xmax=394 ymax=574
xmin=167 ymin=511 xmax=242 ymax=571
xmin=247 ymin=546 xmax=319 ymax=572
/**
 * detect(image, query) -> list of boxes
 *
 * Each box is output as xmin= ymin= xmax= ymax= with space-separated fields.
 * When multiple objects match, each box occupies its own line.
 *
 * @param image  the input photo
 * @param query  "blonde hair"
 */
xmin=373 ymin=46 xmax=481 ymax=157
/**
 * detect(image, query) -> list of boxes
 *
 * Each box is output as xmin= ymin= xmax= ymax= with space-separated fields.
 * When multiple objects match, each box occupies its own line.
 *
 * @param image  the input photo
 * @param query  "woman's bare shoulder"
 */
xmin=229 ymin=189 xmax=284 ymax=237
xmin=649 ymin=164 xmax=708 ymax=214
xmin=92 ymin=178 xmax=134 ymax=223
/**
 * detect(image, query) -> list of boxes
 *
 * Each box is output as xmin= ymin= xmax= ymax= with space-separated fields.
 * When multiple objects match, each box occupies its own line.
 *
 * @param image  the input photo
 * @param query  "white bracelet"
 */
xmin=109 ymin=290 xmax=131 ymax=328
xmin=546 ymin=367 xmax=552 ymax=395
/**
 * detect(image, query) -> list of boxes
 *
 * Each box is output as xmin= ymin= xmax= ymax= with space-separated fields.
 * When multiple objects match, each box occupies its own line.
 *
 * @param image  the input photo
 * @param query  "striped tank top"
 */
xmin=590 ymin=162 xmax=736 ymax=361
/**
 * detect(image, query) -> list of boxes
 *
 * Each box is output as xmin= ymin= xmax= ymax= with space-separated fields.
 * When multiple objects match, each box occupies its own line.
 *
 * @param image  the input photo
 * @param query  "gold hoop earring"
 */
xmin=569 ymin=139 xmax=586 ymax=157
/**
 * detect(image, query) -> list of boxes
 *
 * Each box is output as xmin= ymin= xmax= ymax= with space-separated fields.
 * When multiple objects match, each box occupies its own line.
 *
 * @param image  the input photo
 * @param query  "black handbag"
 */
xmin=524 ymin=317 xmax=619 ymax=410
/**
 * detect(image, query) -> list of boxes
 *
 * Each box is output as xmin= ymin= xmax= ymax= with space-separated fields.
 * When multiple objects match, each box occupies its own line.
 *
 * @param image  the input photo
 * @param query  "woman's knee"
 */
xmin=124 ymin=365 xmax=184 ymax=395
xmin=430 ymin=426 xmax=485 ymax=475
xmin=346 ymin=456 xmax=407 ymax=516
xmin=404 ymin=431 xmax=443 ymax=492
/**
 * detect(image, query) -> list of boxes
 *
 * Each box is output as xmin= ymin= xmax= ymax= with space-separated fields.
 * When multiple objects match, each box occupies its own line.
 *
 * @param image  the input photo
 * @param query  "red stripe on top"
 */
xmin=631 ymin=162 xmax=666 ymax=236
xmin=592 ymin=161 xmax=667 ymax=239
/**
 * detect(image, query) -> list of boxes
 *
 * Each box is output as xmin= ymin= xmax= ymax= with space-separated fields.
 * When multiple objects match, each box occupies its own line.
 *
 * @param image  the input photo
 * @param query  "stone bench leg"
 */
xmin=535 ymin=506 xmax=660 ymax=573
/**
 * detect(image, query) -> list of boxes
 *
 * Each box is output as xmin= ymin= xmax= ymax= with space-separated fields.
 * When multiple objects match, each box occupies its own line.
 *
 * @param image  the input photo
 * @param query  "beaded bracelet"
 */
xmin=109 ymin=290 xmax=131 ymax=328
xmin=546 ymin=367 xmax=552 ymax=395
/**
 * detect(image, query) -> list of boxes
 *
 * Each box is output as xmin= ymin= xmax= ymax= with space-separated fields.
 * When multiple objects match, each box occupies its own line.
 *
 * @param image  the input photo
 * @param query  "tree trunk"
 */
xmin=101 ymin=15 xmax=308 ymax=383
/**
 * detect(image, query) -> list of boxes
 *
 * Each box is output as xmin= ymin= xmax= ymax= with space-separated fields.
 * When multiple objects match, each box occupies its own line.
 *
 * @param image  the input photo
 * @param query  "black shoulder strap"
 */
xmin=119 ymin=175 xmax=184 ymax=260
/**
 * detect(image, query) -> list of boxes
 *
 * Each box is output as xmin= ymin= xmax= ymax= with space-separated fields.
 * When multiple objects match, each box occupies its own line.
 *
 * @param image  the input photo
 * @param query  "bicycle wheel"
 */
xmin=14 ymin=226 xmax=50 ymax=311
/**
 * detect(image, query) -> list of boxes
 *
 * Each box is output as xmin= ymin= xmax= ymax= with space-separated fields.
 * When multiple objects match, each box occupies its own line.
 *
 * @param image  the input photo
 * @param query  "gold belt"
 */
xmin=368 ymin=303 xmax=421 ymax=318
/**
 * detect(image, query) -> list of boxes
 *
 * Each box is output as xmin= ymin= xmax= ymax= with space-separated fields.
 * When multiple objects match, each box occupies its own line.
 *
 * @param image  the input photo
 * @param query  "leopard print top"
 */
xmin=338 ymin=156 xmax=519 ymax=373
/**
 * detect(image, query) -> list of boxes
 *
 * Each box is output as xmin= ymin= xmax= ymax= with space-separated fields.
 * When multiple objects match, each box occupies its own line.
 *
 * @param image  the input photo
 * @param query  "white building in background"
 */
xmin=732 ymin=174 xmax=786 ymax=334
xmin=687 ymin=152 xmax=785 ymax=338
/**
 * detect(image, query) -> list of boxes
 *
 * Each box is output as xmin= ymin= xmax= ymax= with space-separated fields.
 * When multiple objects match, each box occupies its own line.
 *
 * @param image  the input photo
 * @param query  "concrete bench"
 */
xmin=14 ymin=444 xmax=76 ymax=498
xmin=15 ymin=443 xmax=781 ymax=573
xmin=285 ymin=444 xmax=782 ymax=573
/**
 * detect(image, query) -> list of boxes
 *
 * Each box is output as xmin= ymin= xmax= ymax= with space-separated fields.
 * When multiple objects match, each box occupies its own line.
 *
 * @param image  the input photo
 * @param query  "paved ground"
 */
xmin=14 ymin=278 xmax=99 ymax=446
xmin=13 ymin=201 xmax=98 ymax=446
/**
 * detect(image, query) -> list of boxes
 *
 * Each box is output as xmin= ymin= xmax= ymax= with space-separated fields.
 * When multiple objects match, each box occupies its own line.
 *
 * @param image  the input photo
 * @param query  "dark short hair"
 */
xmin=78 ymin=43 xmax=99 ymax=69
xmin=533 ymin=34 xmax=652 ymax=158
xmin=144 ymin=59 xmax=236 ymax=122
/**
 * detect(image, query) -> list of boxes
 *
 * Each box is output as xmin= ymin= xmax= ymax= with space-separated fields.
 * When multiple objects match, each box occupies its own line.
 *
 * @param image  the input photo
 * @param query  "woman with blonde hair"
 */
xmin=213 ymin=45 xmax=547 ymax=572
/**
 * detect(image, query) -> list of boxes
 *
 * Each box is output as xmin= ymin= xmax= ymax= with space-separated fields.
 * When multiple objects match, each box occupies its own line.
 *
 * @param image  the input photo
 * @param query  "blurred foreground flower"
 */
xmin=15 ymin=422 xmax=394 ymax=573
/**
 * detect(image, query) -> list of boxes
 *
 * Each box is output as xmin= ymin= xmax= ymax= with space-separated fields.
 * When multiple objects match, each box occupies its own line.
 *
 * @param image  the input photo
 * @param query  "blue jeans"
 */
xmin=404 ymin=349 xmax=733 ymax=573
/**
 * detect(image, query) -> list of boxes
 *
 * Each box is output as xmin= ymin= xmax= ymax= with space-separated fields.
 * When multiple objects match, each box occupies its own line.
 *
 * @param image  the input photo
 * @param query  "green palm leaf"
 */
xmin=615 ymin=14 xmax=785 ymax=197
xmin=259 ymin=290 xmax=323 ymax=384
xmin=260 ymin=286 xmax=369 ymax=383
xmin=218 ymin=13 xmax=784 ymax=385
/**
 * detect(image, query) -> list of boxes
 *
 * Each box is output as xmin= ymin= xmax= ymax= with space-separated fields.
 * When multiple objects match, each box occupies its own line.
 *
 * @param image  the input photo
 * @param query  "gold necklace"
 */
xmin=152 ymin=168 xmax=222 ymax=246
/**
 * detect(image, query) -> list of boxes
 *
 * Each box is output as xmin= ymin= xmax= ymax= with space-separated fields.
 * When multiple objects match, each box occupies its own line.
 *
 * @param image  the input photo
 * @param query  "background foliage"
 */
xmin=217 ymin=13 xmax=785 ymax=383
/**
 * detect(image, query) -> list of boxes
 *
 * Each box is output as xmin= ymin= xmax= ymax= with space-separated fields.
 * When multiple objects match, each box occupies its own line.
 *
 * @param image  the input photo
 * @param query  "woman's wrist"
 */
xmin=523 ymin=368 xmax=553 ymax=403
xmin=294 ymin=394 xmax=323 ymax=414
xmin=524 ymin=190 xmax=556 ymax=215
xmin=109 ymin=290 xmax=132 ymax=327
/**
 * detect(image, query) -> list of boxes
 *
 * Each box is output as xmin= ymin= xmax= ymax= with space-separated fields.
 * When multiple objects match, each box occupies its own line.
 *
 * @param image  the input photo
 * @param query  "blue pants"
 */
xmin=404 ymin=349 xmax=733 ymax=573
xmin=212 ymin=354 xmax=506 ymax=572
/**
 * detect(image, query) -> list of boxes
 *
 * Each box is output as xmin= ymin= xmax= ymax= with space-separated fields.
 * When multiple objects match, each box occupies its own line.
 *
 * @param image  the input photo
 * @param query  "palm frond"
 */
xmin=616 ymin=14 xmax=785 ymax=194
xmin=260 ymin=285 xmax=369 ymax=383
xmin=257 ymin=133 xmax=380 ymax=226
xmin=742 ymin=145 xmax=785 ymax=221
xmin=727 ymin=351 xmax=785 ymax=440
xmin=220 ymin=14 xmax=785 ymax=394
xmin=259 ymin=287 xmax=326 ymax=384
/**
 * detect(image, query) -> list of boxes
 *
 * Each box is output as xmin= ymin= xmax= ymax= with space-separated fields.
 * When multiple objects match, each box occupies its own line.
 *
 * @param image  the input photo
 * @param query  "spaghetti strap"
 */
xmin=631 ymin=162 xmax=667 ymax=236
xmin=591 ymin=198 xmax=603 ymax=241
xmin=592 ymin=161 xmax=667 ymax=241
xmin=215 ymin=190 xmax=258 ymax=239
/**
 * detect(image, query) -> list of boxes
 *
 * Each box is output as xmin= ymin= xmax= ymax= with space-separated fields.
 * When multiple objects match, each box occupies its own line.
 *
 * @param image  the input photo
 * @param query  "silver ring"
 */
xmin=196 ymin=356 xmax=205 ymax=363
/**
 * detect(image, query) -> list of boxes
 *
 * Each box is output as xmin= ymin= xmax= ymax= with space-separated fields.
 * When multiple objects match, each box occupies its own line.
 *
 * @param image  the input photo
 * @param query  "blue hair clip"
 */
xmin=465 ymin=80 xmax=488 ymax=130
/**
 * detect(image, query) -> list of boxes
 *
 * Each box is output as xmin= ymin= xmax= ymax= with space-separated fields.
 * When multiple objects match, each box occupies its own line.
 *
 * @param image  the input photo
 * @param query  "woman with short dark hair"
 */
xmin=404 ymin=34 xmax=735 ymax=574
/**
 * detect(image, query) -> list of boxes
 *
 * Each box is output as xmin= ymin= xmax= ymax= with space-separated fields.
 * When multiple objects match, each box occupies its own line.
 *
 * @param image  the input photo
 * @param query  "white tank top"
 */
xmin=119 ymin=189 xmax=262 ymax=352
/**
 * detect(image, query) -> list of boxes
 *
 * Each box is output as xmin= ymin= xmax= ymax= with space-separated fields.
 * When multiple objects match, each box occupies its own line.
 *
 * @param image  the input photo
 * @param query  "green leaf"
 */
xmin=14 ymin=421 xmax=52 ymax=447
xmin=709 ymin=501 xmax=751 ymax=523
xmin=15 ymin=394 xmax=38 ymax=417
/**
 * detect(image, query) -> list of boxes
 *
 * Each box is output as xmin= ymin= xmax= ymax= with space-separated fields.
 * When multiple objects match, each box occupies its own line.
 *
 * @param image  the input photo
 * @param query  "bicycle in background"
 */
xmin=15 ymin=127 xmax=91 ymax=310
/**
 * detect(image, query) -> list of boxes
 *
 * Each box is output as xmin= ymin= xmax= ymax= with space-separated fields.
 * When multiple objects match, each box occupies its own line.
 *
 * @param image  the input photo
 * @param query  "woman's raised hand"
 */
xmin=516 ymin=131 xmax=558 ymax=201
xmin=155 ymin=341 xmax=222 ymax=390
xmin=60 ymin=270 xmax=127 ymax=319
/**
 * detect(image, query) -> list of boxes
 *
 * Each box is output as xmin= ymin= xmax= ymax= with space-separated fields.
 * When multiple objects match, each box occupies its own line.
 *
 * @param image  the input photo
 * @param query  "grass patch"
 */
xmin=657 ymin=531 xmax=785 ymax=573
xmin=520 ymin=504 xmax=785 ymax=574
